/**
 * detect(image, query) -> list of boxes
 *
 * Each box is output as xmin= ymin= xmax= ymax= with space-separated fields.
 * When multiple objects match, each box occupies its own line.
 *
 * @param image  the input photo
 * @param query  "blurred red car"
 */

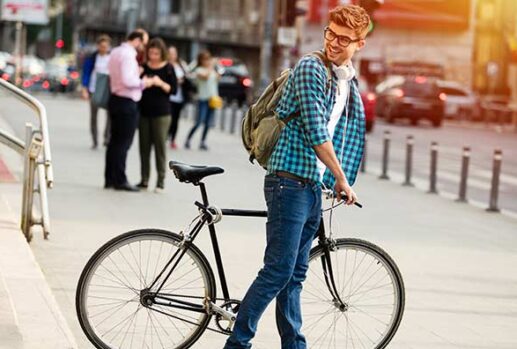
xmin=358 ymin=77 xmax=376 ymax=133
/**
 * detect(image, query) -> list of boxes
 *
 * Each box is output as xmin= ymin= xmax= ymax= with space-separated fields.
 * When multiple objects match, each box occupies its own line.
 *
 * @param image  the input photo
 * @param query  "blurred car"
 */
xmin=358 ymin=77 xmax=376 ymax=133
xmin=0 ymin=62 xmax=16 ymax=83
xmin=375 ymin=75 xmax=445 ymax=127
xmin=0 ymin=51 xmax=12 ymax=70
xmin=216 ymin=57 xmax=253 ymax=106
xmin=437 ymin=80 xmax=480 ymax=120
xmin=188 ymin=57 xmax=253 ymax=106
xmin=479 ymin=95 xmax=512 ymax=123
xmin=44 ymin=57 xmax=80 ymax=93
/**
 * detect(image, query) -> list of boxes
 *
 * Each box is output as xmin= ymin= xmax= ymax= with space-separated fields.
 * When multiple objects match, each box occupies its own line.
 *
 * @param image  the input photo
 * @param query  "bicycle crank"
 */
xmin=213 ymin=300 xmax=241 ymax=334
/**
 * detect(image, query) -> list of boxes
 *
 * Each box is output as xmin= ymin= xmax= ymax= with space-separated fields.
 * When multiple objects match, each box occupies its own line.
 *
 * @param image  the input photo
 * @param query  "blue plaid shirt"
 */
xmin=267 ymin=55 xmax=366 ymax=187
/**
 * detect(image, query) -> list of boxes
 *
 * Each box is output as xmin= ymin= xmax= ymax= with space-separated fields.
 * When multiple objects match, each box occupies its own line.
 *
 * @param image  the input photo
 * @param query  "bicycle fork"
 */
xmin=317 ymin=224 xmax=349 ymax=312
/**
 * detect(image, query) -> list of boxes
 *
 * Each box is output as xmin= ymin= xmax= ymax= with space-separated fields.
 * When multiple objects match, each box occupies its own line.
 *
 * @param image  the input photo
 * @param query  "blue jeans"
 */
xmin=186 ymin=100 xmax=213 ymax=145
xmin=224 ymin=175 xmax=322 ymax=349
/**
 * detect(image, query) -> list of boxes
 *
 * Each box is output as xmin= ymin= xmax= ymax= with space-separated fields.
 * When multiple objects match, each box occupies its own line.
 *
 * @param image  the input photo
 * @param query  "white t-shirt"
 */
xmin=316 ymin=63 xmax=356 ymax=181
xmin=170 ymin=63 xmax=185 ymax=104
xmin=88 ymin=53 xmax=110 ymax=93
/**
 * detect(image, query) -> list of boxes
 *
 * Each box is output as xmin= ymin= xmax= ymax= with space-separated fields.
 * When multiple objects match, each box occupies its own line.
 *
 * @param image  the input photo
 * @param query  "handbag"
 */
xmin=208 ymin=95 xmax=223 ymax=109
xmin=92 ymin=73 xmax=110 ymax=109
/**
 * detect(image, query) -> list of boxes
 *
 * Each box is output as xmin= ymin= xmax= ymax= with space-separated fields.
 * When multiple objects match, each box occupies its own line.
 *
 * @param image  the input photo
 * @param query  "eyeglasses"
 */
xmin=324 ymin=27 xmax=362 ymax=47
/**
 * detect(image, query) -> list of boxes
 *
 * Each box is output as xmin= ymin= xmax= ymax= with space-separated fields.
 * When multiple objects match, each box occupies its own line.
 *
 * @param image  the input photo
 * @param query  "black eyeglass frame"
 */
xmin=324 ymin=26 xmax=363 ymax=47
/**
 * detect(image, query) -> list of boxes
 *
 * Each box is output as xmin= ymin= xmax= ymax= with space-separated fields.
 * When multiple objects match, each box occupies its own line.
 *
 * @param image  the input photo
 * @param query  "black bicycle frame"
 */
xmin=147 ymin=181 xmax=344 ymax=312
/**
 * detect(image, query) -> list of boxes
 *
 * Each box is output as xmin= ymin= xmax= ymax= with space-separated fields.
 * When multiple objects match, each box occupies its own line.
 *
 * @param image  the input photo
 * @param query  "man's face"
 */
xmin=97 ymin=41 xmax=110 ymax=55
xmin=324 ymin=21 xmax=365 ymax=66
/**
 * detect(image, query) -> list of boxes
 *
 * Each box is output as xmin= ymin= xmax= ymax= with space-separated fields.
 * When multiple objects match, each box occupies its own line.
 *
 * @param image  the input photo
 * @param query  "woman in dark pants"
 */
xmin=137 ymin=38 xmax=177 ymax=193
xmin=184 ymin=50 xmax=220 ymax=150
xmin=168 ymin=46 xmax=188 ymax=149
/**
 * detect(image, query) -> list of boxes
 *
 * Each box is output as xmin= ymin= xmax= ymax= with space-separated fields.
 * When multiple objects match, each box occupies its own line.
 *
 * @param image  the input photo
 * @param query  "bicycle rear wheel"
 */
xmin=303 ymin=238 xmax=405 ymax=348
xmin=76 ymin=229 xmax=216 ymax=349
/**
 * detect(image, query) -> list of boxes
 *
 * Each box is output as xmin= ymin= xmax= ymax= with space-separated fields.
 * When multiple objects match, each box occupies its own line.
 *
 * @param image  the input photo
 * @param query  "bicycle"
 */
xmin=76 ymin=161 xmax=405 ymax=348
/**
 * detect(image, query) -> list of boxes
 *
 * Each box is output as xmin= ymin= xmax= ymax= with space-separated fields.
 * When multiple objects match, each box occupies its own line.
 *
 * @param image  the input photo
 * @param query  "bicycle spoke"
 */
xmin=78 ymin=232 xmax=213 ymax=349
xmin=303 ymin=240 xmax=403 ymax=349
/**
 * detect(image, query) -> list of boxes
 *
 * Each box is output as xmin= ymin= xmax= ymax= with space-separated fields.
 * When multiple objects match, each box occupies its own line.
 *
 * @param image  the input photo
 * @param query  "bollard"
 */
xmin=230 ymin=101 xmax=238 ymax=134
xmin=360 ymin=136 xmax=367 ymax=173
xmin=185 ymin=103 xmax=195 ymax=120
xmin=428 ymin=141 xmax=438 ymax=194
xmin=487 ymin=149 xmax=502 ymax=212
xmin=379 ymin=130 xmax=390 ymax=180
xmin=220 ymin=102 xmax=228 ymax=131
xmin=457 ymin=146 xmax=470 ymax=203
xmin=239 ymin=105 xmax=248 ymax=135
xmin=403 ymin=135 xmax=414 ymax=186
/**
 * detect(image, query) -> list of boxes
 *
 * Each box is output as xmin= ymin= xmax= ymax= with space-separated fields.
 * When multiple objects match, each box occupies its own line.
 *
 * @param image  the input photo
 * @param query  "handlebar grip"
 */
xmin=339 ymin=192 xmax=363 ymax=208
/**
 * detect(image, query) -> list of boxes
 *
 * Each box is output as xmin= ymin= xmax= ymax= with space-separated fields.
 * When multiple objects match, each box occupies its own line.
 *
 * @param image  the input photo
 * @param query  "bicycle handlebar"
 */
xmin=339 ymin=192 xmax=363 ymax=208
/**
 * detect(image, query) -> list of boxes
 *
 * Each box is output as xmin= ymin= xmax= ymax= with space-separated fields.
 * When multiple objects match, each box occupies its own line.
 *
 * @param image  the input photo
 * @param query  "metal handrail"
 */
xmin=0 ymin=129 xmax=24 ymax=155
xmin=0 ymin=78 xmax=53 ymax=241
xmin=0 ymin=78 xmax=53 ymax=187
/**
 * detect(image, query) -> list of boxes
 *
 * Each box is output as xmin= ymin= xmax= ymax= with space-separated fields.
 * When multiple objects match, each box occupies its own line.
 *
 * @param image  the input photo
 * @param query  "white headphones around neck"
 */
xmin=333 ymin=63 xmax=355 ymax=81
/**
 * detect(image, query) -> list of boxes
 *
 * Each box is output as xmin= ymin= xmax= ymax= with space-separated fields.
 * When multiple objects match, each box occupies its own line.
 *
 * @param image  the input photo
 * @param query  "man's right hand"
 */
xmin=81 ymin=88 xmax=89 ymax=100
xmin=334 ymin=177 xmax=357 ymax=206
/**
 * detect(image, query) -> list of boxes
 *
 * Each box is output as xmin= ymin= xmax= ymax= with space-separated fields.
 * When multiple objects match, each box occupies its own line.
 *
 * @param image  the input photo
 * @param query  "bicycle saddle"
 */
xmin=169 ymin=161 xmax=224 ymax=184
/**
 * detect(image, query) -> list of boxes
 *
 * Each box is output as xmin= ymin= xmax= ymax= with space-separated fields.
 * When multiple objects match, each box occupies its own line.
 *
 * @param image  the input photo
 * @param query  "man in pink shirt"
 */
xmin=105 ymin=30 xmax=152 ymax=191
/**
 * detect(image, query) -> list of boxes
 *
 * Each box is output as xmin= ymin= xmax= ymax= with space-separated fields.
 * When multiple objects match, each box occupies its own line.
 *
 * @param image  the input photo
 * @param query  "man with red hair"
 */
xmin=224 ymin=4 xmax=370 ymax=349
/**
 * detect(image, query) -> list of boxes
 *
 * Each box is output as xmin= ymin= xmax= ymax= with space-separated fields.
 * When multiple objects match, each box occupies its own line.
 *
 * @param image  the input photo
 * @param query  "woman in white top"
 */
xmin=184 ymin=50 xmax=220 ymax=151
xmin=167 ymin=46 xmax=188 ymax=149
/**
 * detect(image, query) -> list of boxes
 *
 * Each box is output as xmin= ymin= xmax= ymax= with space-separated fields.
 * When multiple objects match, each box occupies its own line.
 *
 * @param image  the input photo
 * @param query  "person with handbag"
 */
xmin=81 ymin=34 xmax=112 ymax=149
xmin=137 ymin=38 xmax=177 ymax=193
xmin=184 ymin=50 xmax=221 ymax=151
xmin=167 ymin=45 xmax=190 ymax=150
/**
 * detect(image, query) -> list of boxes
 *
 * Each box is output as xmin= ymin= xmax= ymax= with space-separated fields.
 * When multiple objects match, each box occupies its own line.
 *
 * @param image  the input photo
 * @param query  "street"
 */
xmin=1 ymin=95 xmax=517 ymax=348
xmin=366 ymin=120 xmax=517 ymax=216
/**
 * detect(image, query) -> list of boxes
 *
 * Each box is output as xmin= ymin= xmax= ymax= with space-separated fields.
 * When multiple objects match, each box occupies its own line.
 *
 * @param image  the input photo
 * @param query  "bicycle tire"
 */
xmin=76 ymin=229 xmax=216 ymax=349
xmin=303 ymin=238 xmax=405 ymax=348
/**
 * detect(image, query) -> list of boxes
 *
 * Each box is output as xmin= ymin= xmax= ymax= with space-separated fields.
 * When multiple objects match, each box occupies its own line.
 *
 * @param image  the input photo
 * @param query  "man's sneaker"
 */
xmin=184 ymin=141 xmax=191 ymax=149
xmin=154 ymin=186 xmax=164 ymax=194
xmin=199 ymin=143 xmax=208 ymax=151
xmin=170 ymin=141 xmax=177 ymax=149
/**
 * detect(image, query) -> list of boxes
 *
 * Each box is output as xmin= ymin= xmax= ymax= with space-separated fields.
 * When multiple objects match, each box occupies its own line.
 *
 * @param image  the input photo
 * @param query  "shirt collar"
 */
xmin=121 ymin=42 xmax=137 ymax=55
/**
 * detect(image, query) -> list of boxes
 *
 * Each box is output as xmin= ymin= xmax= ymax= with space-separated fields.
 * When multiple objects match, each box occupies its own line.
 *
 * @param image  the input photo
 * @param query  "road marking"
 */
xmin=473 ymin=169 xmax=517 ymax=186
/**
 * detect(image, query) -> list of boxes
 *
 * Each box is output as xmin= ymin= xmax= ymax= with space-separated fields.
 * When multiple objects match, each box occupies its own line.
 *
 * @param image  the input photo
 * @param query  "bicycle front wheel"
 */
xmin=303 ymin=238 xmax=405 ymax=348
xmin=76 ymin=229 xmax=216 ymax=349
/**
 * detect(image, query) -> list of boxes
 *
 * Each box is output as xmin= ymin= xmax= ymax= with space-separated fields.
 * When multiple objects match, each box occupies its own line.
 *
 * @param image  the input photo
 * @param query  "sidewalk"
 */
xmin=1 ymin=96 xmax=517 ymax=348
xmin=0 ymin=115 xmax=78 ymax=348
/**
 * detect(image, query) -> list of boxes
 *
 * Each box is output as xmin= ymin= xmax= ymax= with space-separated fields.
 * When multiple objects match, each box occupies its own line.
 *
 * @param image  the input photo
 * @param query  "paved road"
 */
xmin=1 ymin=95 xmax=517 ymax=348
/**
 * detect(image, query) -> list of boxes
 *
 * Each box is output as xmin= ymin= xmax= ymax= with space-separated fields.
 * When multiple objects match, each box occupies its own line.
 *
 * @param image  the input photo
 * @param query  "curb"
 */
xmin=0 ymin=192 xmax=78 ymax=348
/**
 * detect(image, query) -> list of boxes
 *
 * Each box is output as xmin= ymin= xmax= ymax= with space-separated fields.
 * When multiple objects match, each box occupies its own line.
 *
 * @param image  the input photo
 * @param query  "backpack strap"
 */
xmin=283 ymin=50 xmax=333 ymax=124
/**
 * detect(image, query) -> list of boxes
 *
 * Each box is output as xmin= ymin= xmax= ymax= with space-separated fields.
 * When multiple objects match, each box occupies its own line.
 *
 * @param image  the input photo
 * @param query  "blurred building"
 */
xmin=302 ymin=0 xmax=475 ymax=88
xmin=473 ymin=0 xmax=517 ymax=98
xmin=76 ymin=0 xmax=265 ymax=83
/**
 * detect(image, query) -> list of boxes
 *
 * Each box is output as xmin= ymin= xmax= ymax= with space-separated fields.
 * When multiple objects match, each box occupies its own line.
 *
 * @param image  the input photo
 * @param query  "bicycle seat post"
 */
xmin=197 ymin=181 xmax=210 ymax=206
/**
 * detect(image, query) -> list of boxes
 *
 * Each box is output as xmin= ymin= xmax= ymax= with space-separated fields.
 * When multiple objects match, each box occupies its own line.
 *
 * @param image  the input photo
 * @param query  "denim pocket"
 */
xmin=279 ymin=177 xmax=307 ymax=190
xmin=264 ymin=176 xmax=280 ymax=193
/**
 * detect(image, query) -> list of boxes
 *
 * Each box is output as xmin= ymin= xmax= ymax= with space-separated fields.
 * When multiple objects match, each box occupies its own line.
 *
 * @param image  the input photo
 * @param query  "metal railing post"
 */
xmin=428 ymin=141 xmax=439 ymax=194
xmin=403 ymin=135 xmax=414 ymax=186
xmin=487 ymin=149 xmax=502 ymax=213
xmin=379 ymin=130 xmax=390 ymax=180
xmin=457 ymin=146 xmax=470 ymax=203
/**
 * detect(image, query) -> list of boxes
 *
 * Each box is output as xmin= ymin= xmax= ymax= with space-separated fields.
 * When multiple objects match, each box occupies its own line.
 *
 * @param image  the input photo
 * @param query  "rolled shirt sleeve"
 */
xmin=293 ymin=58 xmax=331 ymax=146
